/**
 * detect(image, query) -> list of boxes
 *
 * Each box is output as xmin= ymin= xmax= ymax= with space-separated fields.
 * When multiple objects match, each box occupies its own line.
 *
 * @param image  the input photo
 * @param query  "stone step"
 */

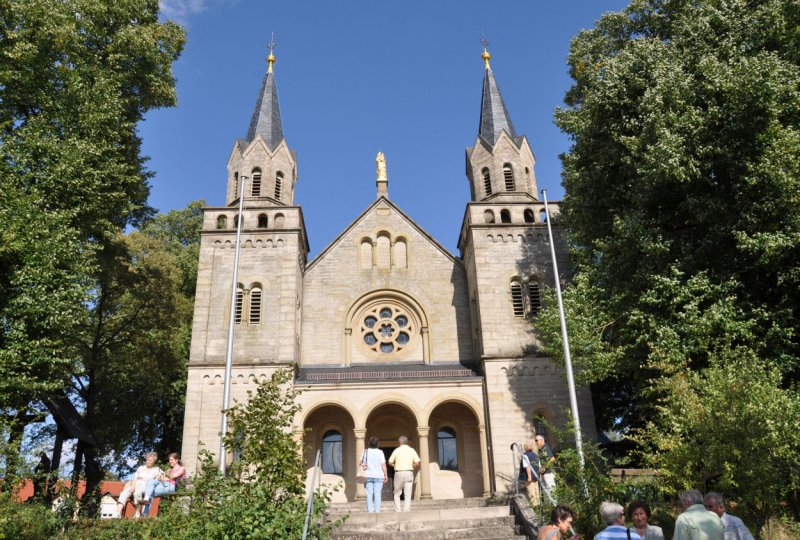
xmin=337 ymin=515 xmax=515 ymax=533
xmin=329 ymin=497 xmax=491 ymax=513
xmin=331 ymin=528 xmax=521 ymax=540
xmin=332 ymin=505 xmax=510 ymax=524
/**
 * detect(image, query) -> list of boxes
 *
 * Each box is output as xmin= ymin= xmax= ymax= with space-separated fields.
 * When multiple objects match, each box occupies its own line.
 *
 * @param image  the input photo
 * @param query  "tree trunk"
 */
xmin=71 ymin=440 xmax=84 ymax=497
xmin=81 ymin=445 xmax=103 ymax=517
xmin=45 ymin=425 xmax=65 ymax=505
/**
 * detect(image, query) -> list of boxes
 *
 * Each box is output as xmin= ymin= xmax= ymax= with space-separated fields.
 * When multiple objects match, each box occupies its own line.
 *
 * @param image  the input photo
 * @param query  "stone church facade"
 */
xmin=180 ymin=46 xmax=597 ymax=502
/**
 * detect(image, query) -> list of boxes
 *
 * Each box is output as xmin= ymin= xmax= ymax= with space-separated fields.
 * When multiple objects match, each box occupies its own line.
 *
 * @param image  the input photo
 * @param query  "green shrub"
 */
xmin=0 ymin=493 xmax=58 ymax=540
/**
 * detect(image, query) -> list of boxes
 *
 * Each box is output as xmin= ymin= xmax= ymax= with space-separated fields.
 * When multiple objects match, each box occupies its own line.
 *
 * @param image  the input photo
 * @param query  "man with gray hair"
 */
xmin=704 ymin=492 xmax=755 ymax=540
xmin=387 ymin=435 xmax=420 ymax=512
xmin=594 ymin=501 xmax=642 ymax=539
xmin=535 ymin=434 xmax=556 ymax=502
xmin=674 ymin=489 xmax=724 ymax=540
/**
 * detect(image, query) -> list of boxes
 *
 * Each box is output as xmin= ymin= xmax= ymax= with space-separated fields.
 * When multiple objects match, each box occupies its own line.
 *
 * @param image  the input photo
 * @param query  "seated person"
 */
xmin=141 ymin=453 xmax=186 ymax=516
xmin=117 ymin=452 xmax=162 ymax=517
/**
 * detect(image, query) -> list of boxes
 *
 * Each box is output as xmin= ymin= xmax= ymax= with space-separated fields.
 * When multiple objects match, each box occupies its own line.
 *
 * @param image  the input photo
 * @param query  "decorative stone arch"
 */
xmin=530 ymin=405 xmax=556 ymax=448
xmin=301 ymin=402 xmax=356 ymax=500
xmin=361 ymin=392 xmax=424 ymax=430
xmin=420 ymin=393 xmax=484 ymax=427
xmin=343 ymin=289 xmax=431 ymax=366
xmin=294 ymin=397 xmax=359 ymax=431
xmin=423 ymin=395 xmax=490 ymax=498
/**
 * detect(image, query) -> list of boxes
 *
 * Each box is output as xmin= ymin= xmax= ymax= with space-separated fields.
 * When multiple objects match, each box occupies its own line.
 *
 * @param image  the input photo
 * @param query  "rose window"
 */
xmin=359 ymin=304 xmax=414 ymax=357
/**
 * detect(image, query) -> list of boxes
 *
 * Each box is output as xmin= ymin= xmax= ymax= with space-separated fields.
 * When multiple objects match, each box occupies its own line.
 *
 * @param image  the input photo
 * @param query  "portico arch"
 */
xmin=302 ymin=404 xmax=356 ymax=502
xmin=364 ymin=401 xmax=420 ymax=503
xmin=427 ymin=400 xmax=486 ymax=498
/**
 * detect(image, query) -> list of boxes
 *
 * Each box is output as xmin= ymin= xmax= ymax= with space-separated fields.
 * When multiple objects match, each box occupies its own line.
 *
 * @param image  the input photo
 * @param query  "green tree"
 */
xmin=0 ymin=0 xmax=184 ymax=488
xmin=0 ymin=185 xmax=90 ymax=479
xmin=70 ymin=201 xmax=203 ymax=494
xmin=537 ymin=0 xmax=800 ymax=531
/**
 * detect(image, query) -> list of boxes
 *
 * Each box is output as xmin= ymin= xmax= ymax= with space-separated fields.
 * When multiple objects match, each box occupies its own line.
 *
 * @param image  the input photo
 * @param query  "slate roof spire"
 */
xmin=246 ymin=36 xmax=284 ymax=150
xmin=478 ymin=43 xmax=519 ymax=147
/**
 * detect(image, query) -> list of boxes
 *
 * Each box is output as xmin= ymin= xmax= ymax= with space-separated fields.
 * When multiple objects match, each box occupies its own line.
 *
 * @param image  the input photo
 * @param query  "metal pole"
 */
xmin=219 ymin=175 xmax=247 ymax=475
xmin=302 ymin=450 xmax=321 ymax=540
xmin=541 ymin=189 xmax=584 ymax=468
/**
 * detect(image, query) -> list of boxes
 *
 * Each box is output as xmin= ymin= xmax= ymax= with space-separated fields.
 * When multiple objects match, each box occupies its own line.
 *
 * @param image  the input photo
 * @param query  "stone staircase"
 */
xmin=327 ymin=497 xmax=526 ymax=540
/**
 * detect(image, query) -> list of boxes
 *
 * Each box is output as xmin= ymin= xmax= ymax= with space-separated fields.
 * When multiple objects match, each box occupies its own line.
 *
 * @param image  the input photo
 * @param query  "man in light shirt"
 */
xmin=704 ymin=492 xmax=755 ymax=540
xmin=387 ymin=435 xmax=420 ymax=512
xmin=674 ymin=489 xmax=724 ymax=540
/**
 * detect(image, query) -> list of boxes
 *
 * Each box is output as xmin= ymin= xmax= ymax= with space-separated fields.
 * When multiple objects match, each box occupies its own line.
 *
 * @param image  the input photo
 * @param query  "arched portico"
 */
xmin=364 ymin=401 xmax=420 ymax=502
xmin=302 ymin=404 xmax=356 ymax=502
xmin=427 ymin=400 xmax=488 ymax=498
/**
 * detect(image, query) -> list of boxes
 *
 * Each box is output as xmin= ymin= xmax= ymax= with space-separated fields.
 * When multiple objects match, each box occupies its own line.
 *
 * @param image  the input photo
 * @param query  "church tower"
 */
xmin=458 ymin=44 xmax=568 ymax=361
xmin=181 ymin=45 xmax=308 ymax=471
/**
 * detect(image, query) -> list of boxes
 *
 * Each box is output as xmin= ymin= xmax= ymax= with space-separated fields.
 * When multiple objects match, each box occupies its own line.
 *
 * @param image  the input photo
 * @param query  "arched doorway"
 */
xmin=303 ymin=404 xmax=356 ymax=502
xmin=365 ymin=402 xmax=419 ymax=503
xmin=427 ymin=401 xmax=484 ymax=498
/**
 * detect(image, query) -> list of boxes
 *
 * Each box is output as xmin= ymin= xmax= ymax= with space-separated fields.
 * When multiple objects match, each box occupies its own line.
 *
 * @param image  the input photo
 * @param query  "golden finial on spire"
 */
xmin=480 ymin=33 xmax=491 ymax=70
xmin=267 ymin=33 xmax=277 ymax=74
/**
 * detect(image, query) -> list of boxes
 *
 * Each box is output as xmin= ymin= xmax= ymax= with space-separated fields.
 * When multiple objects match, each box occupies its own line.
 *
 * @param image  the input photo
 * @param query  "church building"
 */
xmin=180 ymin=44 xmax=597 ymax=502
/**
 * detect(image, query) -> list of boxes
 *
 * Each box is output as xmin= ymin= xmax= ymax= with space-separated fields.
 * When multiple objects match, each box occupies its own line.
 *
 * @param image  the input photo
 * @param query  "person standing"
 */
xmin=703 ymin=492 xmax=755 ymax=540
xmin=594 ymin=501 xmax=642 ymax=540
xmin=537 ymin=504 xmax=581 ymax=540
xmin=673 ymin=489 xmax=724 ymax=540
xmin=387 ymin=435 xmax=420 ymax=512
xmin=536 ymin=434 xmax=556 ymax=502
xmin=362 ymin=436 xmax=388 ymax=513
xmin=626 ymin=500 xmax=664 ymax=540
xmin=519 ymin=440 xmax=541 ymax=507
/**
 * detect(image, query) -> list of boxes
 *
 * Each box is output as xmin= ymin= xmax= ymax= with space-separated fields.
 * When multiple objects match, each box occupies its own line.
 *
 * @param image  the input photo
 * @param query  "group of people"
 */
xmin=538 ymin=489 xmax=754 ymax=540
xmin=359 ymin=435 xmax=420 ymax=513
xmin=116 ymin=452 xmax=185 ymax=518
xmin=519 ymin=434 xmax=557 ymax=507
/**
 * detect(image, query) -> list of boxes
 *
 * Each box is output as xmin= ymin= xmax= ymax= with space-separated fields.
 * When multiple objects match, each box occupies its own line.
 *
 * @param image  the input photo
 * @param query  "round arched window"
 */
xmin=358 ymin=302 xmax=416 ymax=358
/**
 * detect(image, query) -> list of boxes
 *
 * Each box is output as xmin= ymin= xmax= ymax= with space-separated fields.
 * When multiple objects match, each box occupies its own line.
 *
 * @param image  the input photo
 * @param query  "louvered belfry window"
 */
xmin=511 ymin=282 xmax=524 ymax=317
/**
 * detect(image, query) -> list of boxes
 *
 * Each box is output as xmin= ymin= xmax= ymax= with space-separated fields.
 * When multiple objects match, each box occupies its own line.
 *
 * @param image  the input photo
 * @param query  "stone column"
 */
xmin=293 ymin=427 xmax=304 ymax=458
xmin=478 ymin=424 xmax=491 ymax=497
xmin=417 ymin=426 xmax=432 ymax=499
xmin=354 ymin=429 xmax=366 ymax=501
xmin=421 ymin=327 xmax=430 ymax=364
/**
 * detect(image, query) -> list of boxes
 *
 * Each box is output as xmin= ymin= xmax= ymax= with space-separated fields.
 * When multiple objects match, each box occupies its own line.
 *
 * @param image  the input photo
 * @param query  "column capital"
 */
xmin=353 ymin=428 xmax=367 ymax=439
xmin=417 ymin=426 xmax=430 ymax=438
xmin=477 ymin=424 xmax=485 ymax=434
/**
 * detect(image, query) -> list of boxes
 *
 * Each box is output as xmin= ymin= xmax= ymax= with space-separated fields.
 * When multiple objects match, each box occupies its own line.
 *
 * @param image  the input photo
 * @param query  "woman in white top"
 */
xmin=362 ymin=436 xmax=388 ymax=512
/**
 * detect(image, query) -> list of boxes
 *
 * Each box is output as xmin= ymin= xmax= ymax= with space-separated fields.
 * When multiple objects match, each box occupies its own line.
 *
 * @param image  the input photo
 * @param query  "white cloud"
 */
xmin=159 ymin=0 xmax=210 ymax=24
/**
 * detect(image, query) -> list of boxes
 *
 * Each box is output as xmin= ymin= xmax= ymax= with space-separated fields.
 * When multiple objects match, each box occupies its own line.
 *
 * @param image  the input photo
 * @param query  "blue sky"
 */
xmin=144 ymin=1 xmax=630 ymax=257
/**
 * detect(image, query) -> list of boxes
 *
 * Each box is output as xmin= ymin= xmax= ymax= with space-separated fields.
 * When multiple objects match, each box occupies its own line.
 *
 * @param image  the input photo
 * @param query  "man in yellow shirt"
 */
xmin=387 ymin=435 xmax=420 ymax=512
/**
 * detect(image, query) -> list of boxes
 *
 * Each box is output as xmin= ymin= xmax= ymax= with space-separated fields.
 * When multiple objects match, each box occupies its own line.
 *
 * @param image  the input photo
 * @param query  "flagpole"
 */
xmin=219 ymin=175 xmax=247 ymax=475
xmin=541 ymin=189 xmax=584 ymax=468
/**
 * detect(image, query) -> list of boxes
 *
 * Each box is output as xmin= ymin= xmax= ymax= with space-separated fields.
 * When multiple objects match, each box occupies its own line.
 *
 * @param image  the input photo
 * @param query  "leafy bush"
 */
xmin=0 ymin=493 xmax=58 ymax=540
xmin=56 ymin=368 xmax=336 ymax=539
xmin=540 ymin=423 xmax=672 ymax=538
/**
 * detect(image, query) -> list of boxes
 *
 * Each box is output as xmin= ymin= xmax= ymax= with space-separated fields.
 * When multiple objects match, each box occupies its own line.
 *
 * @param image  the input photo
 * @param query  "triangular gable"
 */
xmin=305 ymin=197 xmax=461 ymax=273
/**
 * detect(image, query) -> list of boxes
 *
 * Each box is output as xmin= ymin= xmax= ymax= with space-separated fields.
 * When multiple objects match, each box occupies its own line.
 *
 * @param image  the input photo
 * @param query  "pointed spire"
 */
xmin=477 ymin=40 xmax=519 ymax=147
xmin=246 ymin=34 xmax=284 ymax=150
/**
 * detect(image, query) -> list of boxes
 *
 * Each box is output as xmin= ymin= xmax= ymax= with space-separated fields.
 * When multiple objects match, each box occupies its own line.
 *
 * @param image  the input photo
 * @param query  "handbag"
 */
xmin=356 ymin=449 xmax=369 ymax=484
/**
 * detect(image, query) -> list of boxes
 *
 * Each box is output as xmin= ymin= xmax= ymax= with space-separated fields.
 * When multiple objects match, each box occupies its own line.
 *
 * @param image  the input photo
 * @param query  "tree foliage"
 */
xmin=536 ymin=0 xmax=800 ymax=531
xmin=0 ymin=0 xmax=186 ymax=497
xmin=72 ymin=201 xmax=203 ymax=468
